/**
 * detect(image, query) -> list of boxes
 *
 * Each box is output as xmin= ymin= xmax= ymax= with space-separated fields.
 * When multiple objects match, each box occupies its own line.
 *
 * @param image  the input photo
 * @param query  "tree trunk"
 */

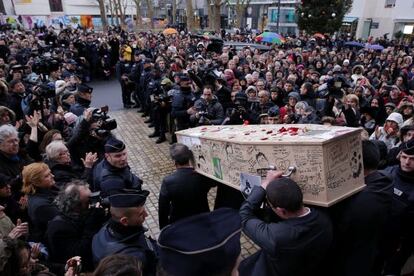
xmin=134 ymin=0 xmax=142 ymax=28
xmin=213 ymin=0 xmax=221 ymax=33
xmin=108 ymin=0 xmax=114 ymax=25
xmin=207 ymin=0 xmax=214 ymax=30
xmin=145 ymin=0 xmax=154 ymax=28
xmin=116 ymin=0 xmax=126 ymax=28
xmin=172 ymin=0 xmax=177 ymax=24
xmin=112 ymin=0 xmax=120 ymax=25
xmin=97 ymin=0 xmax=108 ymax=31
xmin=186 ymin=0 xmax=194 ymax=31
xmin=235 ymin=0 xmax=249 ymax=29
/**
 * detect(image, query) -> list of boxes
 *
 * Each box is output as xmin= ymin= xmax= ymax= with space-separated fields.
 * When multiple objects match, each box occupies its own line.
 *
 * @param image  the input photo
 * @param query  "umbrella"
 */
xmin=365 ymin=44 xmax=385 ymax=51
xmin=344 ymin=41 xmax=365 ymax=48
xmin=163 ymin=28 xmax=178 ymax=36
xmin=313 ymin=33 xmax=325 ymax=39
xmin=255 ymin=32 xmax=286 ymax=45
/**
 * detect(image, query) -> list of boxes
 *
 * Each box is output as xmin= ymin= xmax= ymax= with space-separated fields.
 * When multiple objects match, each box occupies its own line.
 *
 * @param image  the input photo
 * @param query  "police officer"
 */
xmin=91 ymin=137 xmax=143 ymax=197
xmin=129 ymin=53 xmax=145 ymax=110
xmin=115 ymin=56 xmax=133 ymax=108
xmin=381 ymin=140 xmax=414 ymax=275
xmin=171 ymin=75 xmax=195 ymax=131
xmin=92 ymin=189 xmax=158 ymax=276
xmin=139 ymin=58 xmax=154 ymax=119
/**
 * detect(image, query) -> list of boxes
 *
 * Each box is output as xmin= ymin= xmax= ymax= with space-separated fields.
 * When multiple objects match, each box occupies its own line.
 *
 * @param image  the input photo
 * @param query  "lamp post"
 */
xmin=276 ymin=0 xmax=281 ymax=33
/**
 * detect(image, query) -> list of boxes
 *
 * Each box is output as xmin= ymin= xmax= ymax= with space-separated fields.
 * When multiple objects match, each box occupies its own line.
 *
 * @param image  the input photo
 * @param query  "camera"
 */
xmin=32 ymin=83 xmax=56 ymax=98
xmin=89 ymin=191 xmax=110 ymax=208
xmin=91 ymin=106 xmax=117 ymax=137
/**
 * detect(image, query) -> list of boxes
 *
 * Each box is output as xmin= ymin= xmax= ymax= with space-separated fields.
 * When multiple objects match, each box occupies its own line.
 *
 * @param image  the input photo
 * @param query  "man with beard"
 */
xmin=46 ymin=181 xmax=106 ymax=272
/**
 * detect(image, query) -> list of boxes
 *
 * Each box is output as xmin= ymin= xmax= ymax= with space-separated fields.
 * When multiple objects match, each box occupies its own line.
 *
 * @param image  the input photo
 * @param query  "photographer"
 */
xmin=66 ymin=108 xmax=114 ymax=169
xmin=46 ymin=180 xmax=106 ymax=272
xmin=171 ymin=75 xmax=196 ymax=131
xmin=190 ymin=85 xmax=224 ymax=126
xmin=224 ymin=92 xmax=254 ymax=125
xmin=70 ymin=84 xmax=93 ymax=116
xmin=148 ymin=78 xmax=173 ymax=144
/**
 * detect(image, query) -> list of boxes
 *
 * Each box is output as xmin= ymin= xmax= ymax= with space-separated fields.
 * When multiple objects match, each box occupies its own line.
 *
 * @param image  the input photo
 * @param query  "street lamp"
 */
xmin=276 ymin=0 xmax=281 ymax=33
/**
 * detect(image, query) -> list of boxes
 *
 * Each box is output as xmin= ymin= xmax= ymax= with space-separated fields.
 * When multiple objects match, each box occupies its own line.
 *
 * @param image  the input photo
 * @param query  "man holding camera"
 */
xmin=46 ymin=180 xmax=106 ymax=272
xmin=190 ymin=85 xmax=224 ymax=126
xmin=70 ymin=84 xmax=93 ymax=116
xmin=90 ymin=137 xmax=142 ymax=197
xmin=171 ymin=75 xmax=196 ymax=131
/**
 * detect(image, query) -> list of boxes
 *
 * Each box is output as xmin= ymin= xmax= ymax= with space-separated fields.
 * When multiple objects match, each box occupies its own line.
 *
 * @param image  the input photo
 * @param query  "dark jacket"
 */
xmin=239 ymin=186 xmax=333 ymax=276
xmin=7 ymin=93 xmax=25 ymax=121
xmin=0 ymin=151 xmax=31 ymax=196
xmin=191 ymin=97 xmax=225 ymax=125
xmin=70 ymin=96 xmax=91 ymax=116
xmin=27 ymin=187 xmax=59 ymax=242
xmin=327 ymin=171 xmax=393 ymax=276
xmin=382 ymin=165 xmax=414 ymax=235
xmin=45 ymin=159 xmax=91 ymax=188
xmin=158 ymin=167 xmax=214 ymax=229
xmin=92 ymin=220 xmax=158 ymax=276
xmin=215 ymin=85 xmax=232 ymax=112
xmin=171 ymin=89 xmax=194 ymax=130
xmin=91 ymin=159 xmax=142 ymax=197
xmin=46 ymin=209 xmax=106 ymax=271
xmin=66 ymin=119 xmax=106 ymax=170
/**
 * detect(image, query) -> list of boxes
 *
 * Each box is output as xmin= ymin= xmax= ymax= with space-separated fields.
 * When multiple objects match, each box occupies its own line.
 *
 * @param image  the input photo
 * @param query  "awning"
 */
xmin=343 ymin=16 xmax=358 ymax=23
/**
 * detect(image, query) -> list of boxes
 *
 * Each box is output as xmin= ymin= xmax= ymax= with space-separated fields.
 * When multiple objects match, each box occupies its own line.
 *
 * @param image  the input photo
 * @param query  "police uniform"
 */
xmin=115 ymin=58 xmax=133 ymax=107
xmin=91 ymin=138 xmax=142 ymax=197
xmin=158 ymin=208 xmax=241 ymax=276
xmin=92 ymin=190 xmax=158 ymax=276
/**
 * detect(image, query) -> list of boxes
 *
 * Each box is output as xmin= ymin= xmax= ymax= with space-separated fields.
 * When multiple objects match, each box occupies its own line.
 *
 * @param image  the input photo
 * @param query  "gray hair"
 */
xmin=0 ymin=124 xmax=18 ymax=145
xmin=295 ymin=101 xmax=309 ymax=111
xmin=45 ymin=140 xmax=68 ymax=161
xmin=54 ymin=180 xmax=88 ymax=216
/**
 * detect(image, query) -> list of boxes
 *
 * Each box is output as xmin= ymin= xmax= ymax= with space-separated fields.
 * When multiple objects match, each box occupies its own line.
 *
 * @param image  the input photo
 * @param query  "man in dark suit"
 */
xmin=158 ymin=143 xmax=215 ymax=229
xmin=239 ymin=171 xmax=333 ymax=276
xmin=327 ymin=140 xmax=393 ymax=276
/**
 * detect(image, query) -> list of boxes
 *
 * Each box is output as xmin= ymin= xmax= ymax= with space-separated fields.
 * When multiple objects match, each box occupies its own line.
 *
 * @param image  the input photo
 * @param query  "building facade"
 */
xmin=347 ymin=0 xmax=414 ymax=39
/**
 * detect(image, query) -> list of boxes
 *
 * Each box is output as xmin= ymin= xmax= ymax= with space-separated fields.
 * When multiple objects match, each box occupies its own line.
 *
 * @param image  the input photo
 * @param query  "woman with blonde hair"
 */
xmin=22 ymin=162 xmax=59 ymax=242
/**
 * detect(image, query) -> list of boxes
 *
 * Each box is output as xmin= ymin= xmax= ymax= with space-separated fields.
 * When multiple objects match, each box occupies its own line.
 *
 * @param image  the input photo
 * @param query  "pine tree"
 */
xmin=297 ymin=0 xmax=353 ymax=34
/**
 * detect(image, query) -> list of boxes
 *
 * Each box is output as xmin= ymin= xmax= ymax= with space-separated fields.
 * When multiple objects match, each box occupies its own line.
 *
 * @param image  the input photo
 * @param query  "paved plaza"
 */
xmin=110 ymin=109 xmax=259 ymax=258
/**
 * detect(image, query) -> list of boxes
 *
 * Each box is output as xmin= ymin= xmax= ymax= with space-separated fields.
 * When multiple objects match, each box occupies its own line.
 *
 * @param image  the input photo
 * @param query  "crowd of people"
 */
xmin=0 ymin=24 xmax=412 ymax=276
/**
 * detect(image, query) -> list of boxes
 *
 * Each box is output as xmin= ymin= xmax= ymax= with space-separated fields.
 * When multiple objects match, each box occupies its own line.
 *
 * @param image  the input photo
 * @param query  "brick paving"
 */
xmin=110 ymin=109 xmax=259 ymax=257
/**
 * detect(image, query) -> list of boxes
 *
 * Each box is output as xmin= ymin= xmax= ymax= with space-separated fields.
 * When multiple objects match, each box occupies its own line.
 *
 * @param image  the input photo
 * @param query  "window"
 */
xmin=49 ymin=0 xmax=63 ymax=12
xmin=269 ymin=9 xmax=296 ymax=24
xmin=385 ymin=0 xmax=396 ymax=8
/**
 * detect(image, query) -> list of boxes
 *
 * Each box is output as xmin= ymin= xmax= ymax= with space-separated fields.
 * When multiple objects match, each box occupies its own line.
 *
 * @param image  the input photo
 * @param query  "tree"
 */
xmin=208 ymin=0 xmax=223 ymax=32
xmin=132 ymin=0 xmax=142 ymax=28
xmin=297 ymin=0 xmax=353 ymax=34
xmin=234 ymin=0 xmax=250 ymax=29
xmin=144 ymin=0 xmax=154 ymax=28
xmin=186 ymin=0 xmax=195 ymax=31
xmin=97 ymin=0 xmax=108 ymax=30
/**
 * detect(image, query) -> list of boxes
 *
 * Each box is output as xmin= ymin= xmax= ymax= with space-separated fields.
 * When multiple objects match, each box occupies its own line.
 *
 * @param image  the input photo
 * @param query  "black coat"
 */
xmin=27 ymin=187 xmax=59 ymax=242
xmin=45 ymin=160 xmax=91 ymax=188
xmin=158 ymin=168 xmax=214 ymax=229
xmin=91 ymin=159 xmax=142 ymax=197
xmin=92 ymin=220 xmax=158 ymax=276
xmin=327 ymin=171 xmax=393 ymax=276
xmin=239 ymin=186 xmax=333 ymax=276
xmin=0 ymin=151 xmax=31 ymax=197
xmin=70 ymin=96 xmax=91 ymax=116
xmin=46 ymin=209 xmax=106 ymax=271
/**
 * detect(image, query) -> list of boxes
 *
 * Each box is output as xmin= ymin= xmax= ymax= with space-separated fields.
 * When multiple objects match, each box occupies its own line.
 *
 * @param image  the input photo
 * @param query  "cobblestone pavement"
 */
xmin=111 ymin=109 xmax=259 ymax=257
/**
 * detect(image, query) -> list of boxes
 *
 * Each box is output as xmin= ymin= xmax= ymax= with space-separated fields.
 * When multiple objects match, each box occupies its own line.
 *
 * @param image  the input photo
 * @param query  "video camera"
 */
xmin=88 ymin=191 xmax=110 ymax=208
xmin=91 ymin=106 xmax=117 ymax=137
